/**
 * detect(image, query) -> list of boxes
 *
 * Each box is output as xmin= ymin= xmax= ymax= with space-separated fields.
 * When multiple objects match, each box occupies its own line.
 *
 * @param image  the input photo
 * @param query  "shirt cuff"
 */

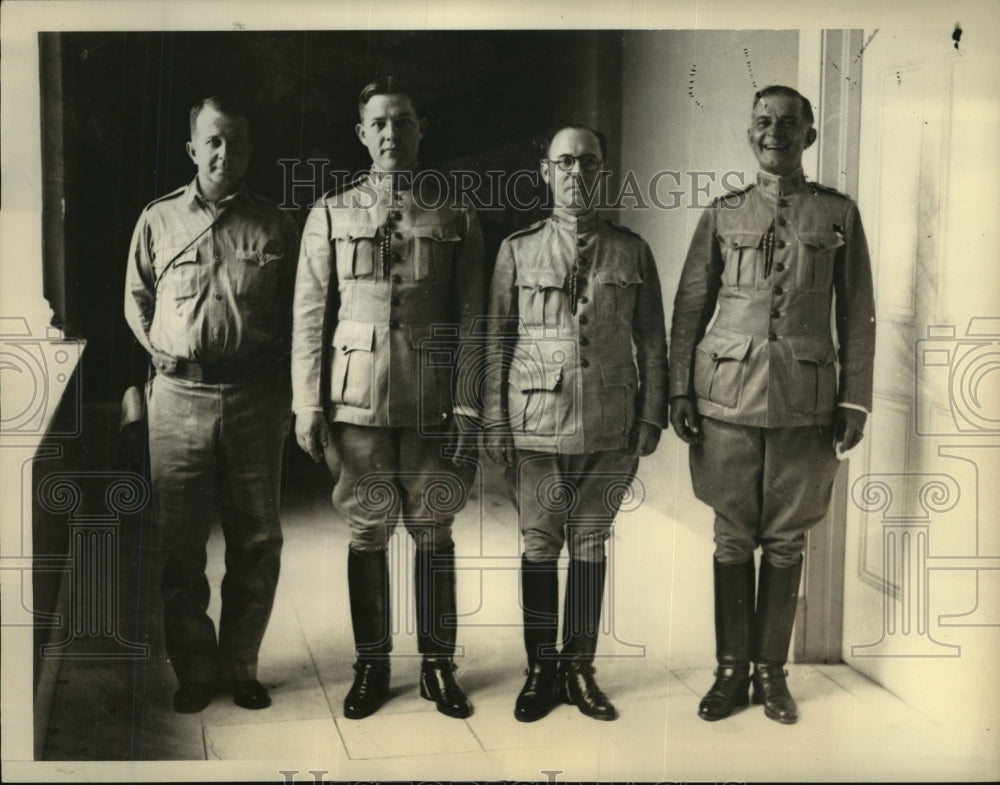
xmin=293 ymin=406 xmax=324 ymax=416
xmin=452 ymin=405 xmax=480 ymax=420
xmin=837 ymin=402 xmax=870 ymax=414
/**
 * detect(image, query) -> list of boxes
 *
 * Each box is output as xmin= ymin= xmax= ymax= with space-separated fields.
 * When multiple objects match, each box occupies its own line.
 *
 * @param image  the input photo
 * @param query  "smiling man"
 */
xmin=484 ymin=126 xmax=668 ymax=722
xmin=291 ymin=77 xmax=485 ymax=721
xmin=125 ymin=95 xmax=299 ymax=714
xmin=669 ymin=86 xmax=876 ymax=725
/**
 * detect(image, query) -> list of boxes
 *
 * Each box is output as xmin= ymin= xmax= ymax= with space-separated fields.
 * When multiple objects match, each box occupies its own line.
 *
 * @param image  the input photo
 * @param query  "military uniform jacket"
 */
xmin=484 ymin=209 xmax=669 ymax=454
xmin=670 ymin=170 xmax=876 ymax=428
xmin=291 ymin=172 xmax=486 ymax=427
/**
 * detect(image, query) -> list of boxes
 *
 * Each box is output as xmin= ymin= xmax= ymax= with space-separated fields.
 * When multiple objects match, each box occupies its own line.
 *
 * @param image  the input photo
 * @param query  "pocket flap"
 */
xmin=696 ymin=329 xmax=752 ymax=362
xmin=517 ymin=365 xmax=563 ymax=392
xmin=786 ymin=335 xmax=837 ymax=366
xmin=720 ymin=231 xmax=763 ymax=251
xmin=330 ymin=223 xmax=378 ymax=242
xmin=797 ymin=231 xmax=845 ymax=252
xmin=411 ymin=225 xmax=461 ymax=242
xmin=332 ymin=320 xmax=375 ymax=353
xmin=595 ymin=266 xmax=643 ymax=287
xmin=517 ymin=268 xmax=566 ymax=291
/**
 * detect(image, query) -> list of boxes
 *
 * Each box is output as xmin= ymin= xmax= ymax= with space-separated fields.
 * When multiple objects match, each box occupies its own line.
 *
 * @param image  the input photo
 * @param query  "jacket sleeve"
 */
xmin=833 ymin=201 xmax=876 ymax=410
xmin=123 ymin=209 xmax=157 ymax=357
xmin=452 ymin=202 xmax=487 ymax=420
xmin=633 ymin=239 xmax=669 ymax=427
xmin=482 ymin=238 xmax=519 ymax=432
xmin=291 ymin=199 xmax=337 ymax=414
xmin=669 ymin=206 xmax=724 ymax=399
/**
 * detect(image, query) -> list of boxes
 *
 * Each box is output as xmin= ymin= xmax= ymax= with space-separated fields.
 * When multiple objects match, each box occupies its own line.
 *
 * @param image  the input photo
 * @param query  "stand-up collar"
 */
xmin=755 ymin=169 xmax=807 ymax=198
xmin=551 ymin=208 xmax=599 ymax=233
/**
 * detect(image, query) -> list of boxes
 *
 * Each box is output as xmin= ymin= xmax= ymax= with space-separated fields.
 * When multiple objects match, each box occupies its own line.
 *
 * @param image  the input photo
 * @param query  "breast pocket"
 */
xmin=331 ymin=224 xmax=378 ymax=280
xmin=330 ymin=320 xmax=375 ymax=409
xmin=156 ymin=248 xmax=200 ymax=302
xmin=517 ymin=268 xmax=567 ymax=326
xmin=412 ymin=225 xmax=461 ymax=281
xmin=693 ymin=328 xmax=753 ymax=409
xmin=233 ymin=242 xmax=284 ymax=299
xmin=718 ymin=231 xmax=762 ymax=289
xmin=594 ymin=264 xmax=643 ymax=322
xmin=796 ymin=230 xmax=844 ymax=291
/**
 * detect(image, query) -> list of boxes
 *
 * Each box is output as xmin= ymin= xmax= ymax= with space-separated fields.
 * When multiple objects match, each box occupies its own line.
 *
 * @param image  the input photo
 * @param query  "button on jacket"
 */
xmin=670 ymin=170 xmax=876 ymax=427
xmin=292 ymin=173 xmax=486 ymax=427
xmin=125 ymin=179 xmax=298 ymax=363
xmin=485 ymin=209 xmax=669 ymax=454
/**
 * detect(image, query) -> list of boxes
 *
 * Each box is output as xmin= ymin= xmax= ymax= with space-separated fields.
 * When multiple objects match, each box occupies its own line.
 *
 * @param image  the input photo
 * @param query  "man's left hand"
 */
xmin=629 ymin=421 xmax=662 ymax=458
xmin=833 ymin=407 xmax=867 ymax=454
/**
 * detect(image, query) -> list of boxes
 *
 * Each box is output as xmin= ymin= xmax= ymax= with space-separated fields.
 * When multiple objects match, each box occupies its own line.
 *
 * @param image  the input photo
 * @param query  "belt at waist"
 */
xmin=152 ymin=352 xmax=283 ymax=383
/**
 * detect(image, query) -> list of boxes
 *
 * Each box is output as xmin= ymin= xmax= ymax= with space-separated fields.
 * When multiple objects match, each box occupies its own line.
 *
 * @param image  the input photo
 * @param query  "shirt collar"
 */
xmin=366 ymin=167 xmax=418 ymax=194
xmin=185 ymin=178 xmax=248 ymax=207
xmin=550 ymin=207 xmax=599 ymax=233
xmin=755 ymin=168 xmax=808 ymax=198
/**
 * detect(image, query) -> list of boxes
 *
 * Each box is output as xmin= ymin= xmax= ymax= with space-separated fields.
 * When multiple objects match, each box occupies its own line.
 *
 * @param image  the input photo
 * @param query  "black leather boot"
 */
xmin=514 ymin=556 xmax=560 ymax=722
xmin=561 ymin=557 xmax=617 ymax=721
xmin=415 ymin=545 xmax=473 ymax=718
xmin=699 ymin=557 xmax=755 ymax=721
xmin=343 ymin=549 xmax=392 ymax=720
xmin=751 ymin=556 xmax=803 ymax=724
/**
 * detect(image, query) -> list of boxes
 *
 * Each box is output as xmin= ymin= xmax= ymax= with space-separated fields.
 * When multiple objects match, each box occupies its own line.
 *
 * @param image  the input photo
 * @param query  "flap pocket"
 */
xmin=720 ymin=231 xmax=763 ymax=251
xmin=157 ymin=248 xmax=199 ymax=298
xmin=696 ymin=329 xmax=752 ymax=363
xmin=517 ymin=268 xmax=566 ymax=291
xmin=797 ymin=231 xmax=845 ymax=252
xmin=595 ymin=265 xmax=643 ymax=287
xmin=332 ymin=320 xmax=375 ymax=353
xmin=411 ymin=225 xmax=461 ymax=243
xmin=786 ymin=335 xmax=837 ymax=366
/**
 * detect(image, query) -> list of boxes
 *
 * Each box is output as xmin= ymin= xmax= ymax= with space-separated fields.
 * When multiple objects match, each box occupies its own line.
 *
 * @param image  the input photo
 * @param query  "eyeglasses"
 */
xmin=542 ymin=154 xmax=603 ymax=172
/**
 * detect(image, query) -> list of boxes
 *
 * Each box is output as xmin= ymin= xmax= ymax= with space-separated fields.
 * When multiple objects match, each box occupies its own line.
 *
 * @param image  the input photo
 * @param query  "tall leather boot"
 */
xmin=699 ymin=557 xmax=755 ymax=721
xmin=561 ymin=557 xmax=617 ymax=721
xmin=751 ymin=556 xmax=803 ymax=724
xmin=343 ymin=548 xmax=392 ymax=720
xmin=514 ymin=555 xmax=560 ymax=722
xmin=415 ymin=545 xmax=473 ymax=718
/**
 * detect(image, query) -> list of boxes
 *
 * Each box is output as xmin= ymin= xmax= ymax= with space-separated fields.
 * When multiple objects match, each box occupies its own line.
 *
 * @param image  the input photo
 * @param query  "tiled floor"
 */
xmin=40 ymin=448 xmax=999 ymax=781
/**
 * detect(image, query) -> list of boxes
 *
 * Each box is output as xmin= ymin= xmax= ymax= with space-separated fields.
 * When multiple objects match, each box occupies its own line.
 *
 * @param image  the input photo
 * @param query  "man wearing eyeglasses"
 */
xmin=484 ymin=126 xmax=668 ymax=722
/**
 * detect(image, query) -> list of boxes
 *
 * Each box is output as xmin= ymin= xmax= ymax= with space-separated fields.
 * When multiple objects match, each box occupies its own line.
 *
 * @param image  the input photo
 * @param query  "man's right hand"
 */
xmin=669 ymin=396 xmax=703 ymax=444
xmin=484 ymin=429 xmax=512 ymax=466
xmin=295 ymin=411 xmax=330 ymax=463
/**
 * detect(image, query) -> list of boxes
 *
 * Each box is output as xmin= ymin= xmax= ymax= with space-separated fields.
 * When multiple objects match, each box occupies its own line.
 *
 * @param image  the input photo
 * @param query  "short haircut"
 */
xmin=544 ymin=125 xmax=609 ymax=160
xmin=752 ymin=85 xmax=814 ymax=126
xmin=357 ymin=76 xmax=424 ymax=120
xmin=189 ymin=95 xmax=252 ymax=140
